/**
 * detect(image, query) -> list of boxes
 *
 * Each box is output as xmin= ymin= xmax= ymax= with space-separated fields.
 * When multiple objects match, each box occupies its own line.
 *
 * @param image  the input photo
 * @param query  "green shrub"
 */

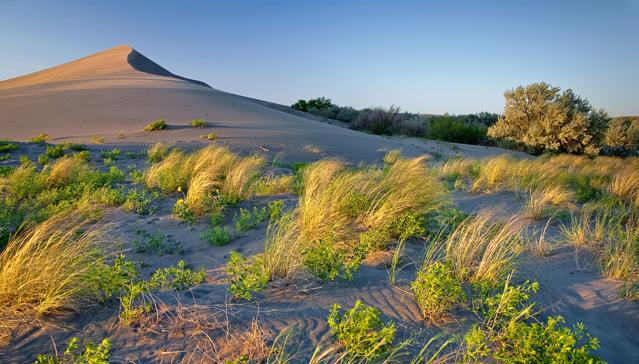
xmin=144 ymin=119 xmax=166 ymax=131
xmin=85 ymin=254 xmax=138 ymax=303
xmin=119 ymin=281 xmax=152 ymax=325
xmin=123 ymin=188 xmax=156 ymax=215
xmin=226 ymin=251 xmax=268 ymax=300
xmin=100 ymin=148 xmax=120 ymax=160
xmin=302 ymin=239 xmax=363 ymax=281
xmin=45 ymin=145 xmax=64 ymax=159
xmin=172 ymin=198 xmax=194 ymax=224
xmin=35 ymin=337 xmax=111 ymax=364
xmin=124 ymin=150 xmax=146 ymax=159
xmin=147 ymin=260 xmax=206 ymax=290
xmin=74 ymin=150 xmax=92 ymax=161
xmin=411 ymin=262 xmax=466 ymax=323
xmin=191 ymin=118 xmax=206 ymax=127
xmin=134 ymin=230 xmax=181 ymax=255
xmin=147 ymin=142 xmax=170 ymax=163
xmin=201 ymin=225 xmax=232 ymax=246
xmin=30 ymin=133 xmax=51 ymax=143
xmin=37 ymin=154 xmax=49 ymax=165
xmin=327 ymin=300 xmax=396 ymax=360
xmin=291 ymin=97 xmax=333 ymax=112
xmin=488 ymin=82 xmax=610 ymax=155
xmin=428 ymin=115 xmax=488 ymax=144
xmin=267 ymin=199 xmax=284 ymax=220
xmin=205 ymin=132 xmax=217 ymax=140
xmin=604 ymin=117 xmax=639 ymax=155
xmin=0 ymin=141 xmax=18 ymax=153
xmin=233 ymin=206 xmax=268 ymax=233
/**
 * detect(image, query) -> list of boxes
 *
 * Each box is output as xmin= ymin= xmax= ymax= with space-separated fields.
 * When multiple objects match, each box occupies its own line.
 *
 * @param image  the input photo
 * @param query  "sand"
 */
xmin=0 ymin=46 xmax=637 ymax=362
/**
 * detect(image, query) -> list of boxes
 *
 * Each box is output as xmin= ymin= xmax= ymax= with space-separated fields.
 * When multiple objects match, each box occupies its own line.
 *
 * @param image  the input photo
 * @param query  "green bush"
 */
xmin=0 ymin=140 xmax=18 ymax=153
xmin=35 ymin=337 xmax=111 ymax=364
xmin=488 ymin=82 xmax=610 ymax=155
xmin=291 ymin=97 xmax=334 ymax=112
xmin=428 ymin=115 xmax=488 ymax=144
xmin=302 ymin=239 xmax=364 ymax=281
xmin=201 ymin=225 xmax=232 ymax=246
xmin=85 ymin=254 xmax=138 ymax=303
xmin=226 ymin=251 xmax=269 ymax=300
xmin=30 ymin=133 xmax=51 ymax=143
xmin=147 ymin=260 xmax=206 ymax=290
xmin=267 ymin=199 xmax=284 ymax=220
xmin=233 ymin=206 xmax=268 ymax=232
xmin=411 ymin=262 xmax=466 ymax=323
xmin=134 ymin=230 xmax=181 ymax=255
xmin=173 ymin=198 xmax=194 ymax=224
xmin=144 ymin=119 xmax=166 ymax=131
xmin=604 ymin=117 xmax=639 ymax=155
xmin=100 ymin=148 xmax=120 ymax=160
xmin=327 ymin=300 xmax=396 ymax=360
xmin=123 ymin=188 xmax=156 ymax=215
xmin=191 ymin=118 xmax=206 ymax=127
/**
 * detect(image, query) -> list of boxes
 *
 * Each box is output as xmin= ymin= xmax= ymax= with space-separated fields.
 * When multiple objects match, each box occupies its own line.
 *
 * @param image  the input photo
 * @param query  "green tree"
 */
xmin=604 ymin=117 xmax=639 ymax=155
xmin=488 ymin=82 xmax=610 ymax=155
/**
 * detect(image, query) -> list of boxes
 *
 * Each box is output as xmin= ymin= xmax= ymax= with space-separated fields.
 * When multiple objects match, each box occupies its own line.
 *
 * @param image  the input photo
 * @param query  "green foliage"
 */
xmin=134 ymin=230 xmax=182 ymax=255
xmin=124 ymin=150 xmax=146 ymax=159
xmin=0 ymin=140 xmax=19 ymax=153
xmin=411 ymin=262 xmax=466 ymax=323
xmin=85 ymin=254 xmax=138 ymax=303
xmin=100 ymin=148 xmax=120 ymax=160
xmin=327 ymin=300 xmax=396 ymax=360
xmin=45 ymin=145 xmax=64 ymax=159
xmin=147 ymin=260 xmax=206 ymax=290
xmin=291 ymin=97 xmax=334 ymax=112
xmin=267 ymin=199 xmax=284 ymax=220
xmin=233 ymin=206 xmax=268 ymax=233
xmin=34 ymin=337 xmax=111 ymax=364
xmin=205 ymin=132 xmax=217 ymax=140
xmin=119 ymin=281 xmax=152 ymax=325
xmin=74 ymin=150 xmax=92 ymax=162
xmin=488 ymin=82 xmax=610 ymax=155
xmin=38 ymin=154 xmax=49 ymax=165
xmin=226 ymin=251 xmax=269 ymax=300
xmin=604 ymin=117 xmax=639 ymax=155
xmin=201 ymin=225 xmax=232 ymax=246
xmin=144 ymin=118 xmax=166 ymax=131
xmin=302 ymin=239 xmax=365 ymax=281
xmin=123 ymin=188 xmax=156 ymax=215
xmin=30 ymin=133 xmax=51 ymax=143
xmin=428 ymin=115 xmax=488 ymax=144
xmin=173 ymin=198 xmax=194 ymax=224
xmin=191 ymin=118 xmax=206 ymax=127
xmin=147 ymin=142 xmax=170 ymax=163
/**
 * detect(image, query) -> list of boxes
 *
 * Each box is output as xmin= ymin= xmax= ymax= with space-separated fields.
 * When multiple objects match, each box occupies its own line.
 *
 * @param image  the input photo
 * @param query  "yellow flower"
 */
xmin=177 ymin=198 xmax=184 ymax=204
xmin=177 ymin=186 xmax=182 ymax=192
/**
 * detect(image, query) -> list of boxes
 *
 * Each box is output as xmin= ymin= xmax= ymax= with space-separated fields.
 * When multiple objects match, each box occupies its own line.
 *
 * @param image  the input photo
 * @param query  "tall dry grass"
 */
xmin=0 ymin=211 xmax=104 ymax=318
xmin=425 ymin=210 xmax=524 ymax=286
xmin=264 ymin=152 xmax=447 ymax=281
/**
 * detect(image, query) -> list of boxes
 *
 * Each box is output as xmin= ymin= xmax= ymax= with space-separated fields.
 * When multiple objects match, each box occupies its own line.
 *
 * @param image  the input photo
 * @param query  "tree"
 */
xmin=487 ymin=82 xmax=610 ymax=155
xmin=604 ymin=117 xmax=639 ymax=155
xmin=291 ymin=97 xmax=333 ymax=112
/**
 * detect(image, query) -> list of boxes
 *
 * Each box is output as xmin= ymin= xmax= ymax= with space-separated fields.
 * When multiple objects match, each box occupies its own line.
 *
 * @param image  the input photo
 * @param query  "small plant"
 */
xmin=37 ymin=153 xmax=49 ymax=165
xmin=119 ymin=281 xmax=152 ymax=325
xmin=134 ymin=230 xmax=181 ymax=255
xmin=144 ymin=118 xmax=166 ymax=131
xmin=233 ymin=206 xmax=268 ymax=233
xmin=173 ymin=187 xmax=195 ymax=224
xmin=147 ymin=260 xmax=206 ymax=290
xmin=35 ymin=337 xmax=111 ymax=364
xmin=204 ymin=132 xmax=217 ymax=140
xmin=30 ymin=133 xmax=51 ymax=143
xmin=191 ymin=118 xmax=206 ymax=127
xmin=327 ymin=300 xmax=396 ymax=360
xmin=0 ymin=140 xmax=19 ymax=152
xmin=100 ymin=148 xmax=120 ymax=160
xmin=201 ymin=225 xmax=232 ymax=246
xmin=147 ymin=142 xmax=170 ymax=163
xmin=90 ymin=135 xmax=105 ymax=144
xmin=123 ymin=188 xmax=156 ymax=215
xmin=226 ymin=251 xmax=269 ymax=300
xmin=411 ymin=261 xmax=466 ymax=323
xmin=45 ymin=144 xmax=64 ymax=159
xmin=86 ymin=254 xmax=138 ymax=303
xmin=267 ymin=199 xmax=284 ymax=220
xmin=125 ymin=150 xmax=146 ymax=159
xmin=302 ymin=239 xmax=363 ymax=281
xmin=74 ymin=150 xmax=92 ymax=161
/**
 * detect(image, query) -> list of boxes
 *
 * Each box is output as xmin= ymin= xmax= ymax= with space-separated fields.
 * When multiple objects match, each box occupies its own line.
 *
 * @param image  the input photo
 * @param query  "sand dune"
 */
xmin=0 ymin=45 xmax=524 ymax=163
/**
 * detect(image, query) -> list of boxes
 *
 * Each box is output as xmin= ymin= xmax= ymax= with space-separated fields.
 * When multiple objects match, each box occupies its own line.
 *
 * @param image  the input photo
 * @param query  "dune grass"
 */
xmin=263 ymin=152 xmax=447 ymax=282
xmin=0 ymin=211 xmax=104 ymax=318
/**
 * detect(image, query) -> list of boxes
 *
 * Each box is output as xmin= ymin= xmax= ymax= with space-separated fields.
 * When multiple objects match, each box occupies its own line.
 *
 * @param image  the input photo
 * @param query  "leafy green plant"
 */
xmin=233 ymin=206 xmax=268 ymax=232
xmin=0 ymin=140 xmax=19 ymax=153
xmin=144 ymin=118 xmax=166 ymax=131
xmin=173 ymin=197 xmax=194 ymax=224
xmin=226 ymin=251 xmax=269 ymax=300
xmin=119 ymin=281 xmax=152 ymax=325
xmin=85 ymin=254 xmax=138 ymax=303
xmin=123 ymin=188 xmax=156 ymax=215
xmin=134 ymin=230 xmax=181 ymax=255
xmin=302 ymin=239 xmax=363 ymax=281
xmin=267 ymin=199 xmax=284 ymax=220
xmin=201 ymin=225 xmax=232 ymax=246
xmin=100 ymin=148 xmax=120 ymax=160
xmin=30 ymin=133 xmax=51 ymax=143
xmin=35 ymin=336 xmax=111 ymax=364
xmin=37 ymin=154 xmax=49 ymax=165
xmin=147 ymin=142 xmax=170 ymax=163
xmin=191 ymin=118 xmax=206 ymax=127
xmin=147 ymin=260 xmax=206 ymax=290
xmin=411 ymin=261 xmax=466 ymax=323
xmin=327 ymin=300 xmax=396 ymax=360
xmin=45 ymin=145 xmax=64 ymax=159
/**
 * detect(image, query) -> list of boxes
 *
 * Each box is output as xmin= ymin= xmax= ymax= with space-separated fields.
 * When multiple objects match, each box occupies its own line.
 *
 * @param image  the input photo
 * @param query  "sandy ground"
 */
xmin=0 ymin=46 xmax=637 ymax=362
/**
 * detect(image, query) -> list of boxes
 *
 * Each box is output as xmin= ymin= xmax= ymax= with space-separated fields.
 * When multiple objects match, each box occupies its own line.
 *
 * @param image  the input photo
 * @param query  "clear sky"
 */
xmin=1 ymin=0 xmax=638 ymax=115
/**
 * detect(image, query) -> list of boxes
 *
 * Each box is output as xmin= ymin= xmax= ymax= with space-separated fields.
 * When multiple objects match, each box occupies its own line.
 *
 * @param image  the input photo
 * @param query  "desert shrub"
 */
xmin=327 ymin=300 xmax=396 ymax=360
xmin=487 ymin=82 xmax=610 ymax=155
xmin=351 ymin=106 xmax=404 ymax=135
xmin=226 ymin=251 xmax=269 ymax=300
xmin=604 ymin=117 xmax=639 ymax=155
xmin=411 ymin=262 xmax=466 ymax=323
xmin=201 ymin=225 xmax=232 ymax=246
xmin=30 ymin=133 xmax=51 ymax=143
xmin=291 ymin=97 xmax=333 ymax=112
xmin=0 ymin=212 xmax=103 ymax=317
xmin=428 ymin=115 xmax=488 ymax=144
xmin=147 ymin=260 xmax=206 ymax=291
xmin=233 ymin=206 xmax=268 ymax=233
xmin=35 ymin=337 xmax=111 ymax=364
xmin=144 ymin=118 xmax=166 ymax=131
xmin=0 ymin=140 xmax=18 ymax=153
xmin=464 ymin=280 xmax=602 ymax=363
xmin=191 ymin=118 xmax=206 ymax=127
xmin=86 ymin=254 xmax=138 ymax=303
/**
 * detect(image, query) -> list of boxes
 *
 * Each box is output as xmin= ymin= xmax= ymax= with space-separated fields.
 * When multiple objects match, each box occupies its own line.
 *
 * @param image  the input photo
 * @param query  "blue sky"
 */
xmin=1 ymin=0 xmax=638 ymax=115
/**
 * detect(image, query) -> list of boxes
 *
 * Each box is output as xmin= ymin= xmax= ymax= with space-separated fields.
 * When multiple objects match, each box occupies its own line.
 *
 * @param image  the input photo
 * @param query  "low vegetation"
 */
xmin=144 ymin=118 xmax=166 ymax=131
xmin=35 ymin=336 xmax=111 ymax=364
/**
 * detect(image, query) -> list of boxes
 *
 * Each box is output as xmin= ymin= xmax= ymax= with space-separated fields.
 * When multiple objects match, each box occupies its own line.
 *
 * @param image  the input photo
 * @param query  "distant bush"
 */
xmin=191 ymin=118 xmax=206 ymax=127
xmin=488 ymin=82 xmax=610 ymax=155
xmin=604 ymin=117 xmax=639 ymax=156
xmin=30 ymin=133 xmax=51 ymax=143
xmin=291 ymin=97 xmax=333 ymax=112
xmin=0 ymin=140 xmax=18 ymax=153
xmin=428 ymin=115 xmax=488 ymax=144
xmin=144 ymin=119 xmax=166 ymax=131
xmin=351 ymin=106 xmax=404 ymax=135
